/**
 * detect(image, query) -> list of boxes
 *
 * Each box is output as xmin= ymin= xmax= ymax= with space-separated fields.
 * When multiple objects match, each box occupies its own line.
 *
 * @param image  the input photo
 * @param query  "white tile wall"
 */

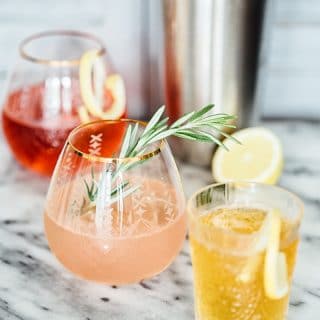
xmin=257 ymin=0 xmax=320 ymax=119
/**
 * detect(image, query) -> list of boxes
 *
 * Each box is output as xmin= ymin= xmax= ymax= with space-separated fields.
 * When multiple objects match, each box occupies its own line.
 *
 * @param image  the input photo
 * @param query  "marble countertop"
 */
xmin=0 ymin=120 xmax=319 ymax=319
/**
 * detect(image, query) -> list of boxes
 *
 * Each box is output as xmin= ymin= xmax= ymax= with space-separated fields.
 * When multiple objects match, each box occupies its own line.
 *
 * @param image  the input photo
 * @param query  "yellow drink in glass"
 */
xmin=188 ymin=183 xmax=303 ymax=320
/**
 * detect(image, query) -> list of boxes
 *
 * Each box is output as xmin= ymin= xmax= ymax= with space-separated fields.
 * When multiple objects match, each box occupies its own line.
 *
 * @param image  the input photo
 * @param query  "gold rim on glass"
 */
xmin=19 ymin=30 xmax=106 ymax=66
xmin=187 ymin=181 xmax=304 ymax=240
xmin=67 ymin=119 xmax=165 ymax=163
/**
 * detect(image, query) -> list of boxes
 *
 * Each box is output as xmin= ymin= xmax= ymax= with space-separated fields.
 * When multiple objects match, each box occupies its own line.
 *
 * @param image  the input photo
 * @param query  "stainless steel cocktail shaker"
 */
xmin=163 ymin=0 xmax=265 ymax=166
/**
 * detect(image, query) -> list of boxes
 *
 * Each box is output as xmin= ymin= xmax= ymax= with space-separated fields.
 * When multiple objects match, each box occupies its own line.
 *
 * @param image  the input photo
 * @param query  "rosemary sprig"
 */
xmin=81 ymin=104 xmax=237 ymax=214
xmin=118 ymin=104 xmax=236 ymax=159
xmin=83 ymin=167 xmax=98 ymax=201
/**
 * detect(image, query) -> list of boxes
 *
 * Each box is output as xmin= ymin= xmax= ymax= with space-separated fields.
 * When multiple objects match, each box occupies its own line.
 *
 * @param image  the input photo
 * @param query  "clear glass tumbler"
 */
xmin=188 ymin=182 xmax=303 ymax=320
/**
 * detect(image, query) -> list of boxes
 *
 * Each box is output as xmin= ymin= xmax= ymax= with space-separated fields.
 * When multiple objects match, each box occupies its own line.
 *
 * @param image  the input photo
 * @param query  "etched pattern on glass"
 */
xmin=111 ymin=178 xmax=179 ymax=237
xmin=57 ymin=149 xmax=76 ymax=186
xmin=89 ymin=133 xmax=103 ymax=155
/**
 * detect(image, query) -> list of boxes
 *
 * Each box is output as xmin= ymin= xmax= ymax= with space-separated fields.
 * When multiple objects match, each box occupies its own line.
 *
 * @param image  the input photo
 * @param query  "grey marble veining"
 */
xmin=0 ymin=120 xmax=319 ymax=319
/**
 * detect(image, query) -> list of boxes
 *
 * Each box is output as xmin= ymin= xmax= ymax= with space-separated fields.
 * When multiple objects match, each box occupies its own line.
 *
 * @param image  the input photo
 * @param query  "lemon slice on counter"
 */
xmin=212 ymin=127 xmax=283 ymax=184
xmin=78 ymin=49 xmax=126 ymax=122
xmin=263 ymin=209 xmax=289 ymax=299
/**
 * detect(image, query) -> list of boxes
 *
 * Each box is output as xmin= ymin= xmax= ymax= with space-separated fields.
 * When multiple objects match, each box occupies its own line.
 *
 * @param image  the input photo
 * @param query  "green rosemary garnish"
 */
xmin=81 ymin=104 xmax=237 ymax=214
xmin=83 ymin=167 xmax=98 ymax=202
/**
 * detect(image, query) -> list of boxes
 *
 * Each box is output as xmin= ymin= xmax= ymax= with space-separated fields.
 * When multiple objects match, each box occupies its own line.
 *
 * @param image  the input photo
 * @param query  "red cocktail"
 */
xmin=2 ymin=31 xmax=126 ymax=176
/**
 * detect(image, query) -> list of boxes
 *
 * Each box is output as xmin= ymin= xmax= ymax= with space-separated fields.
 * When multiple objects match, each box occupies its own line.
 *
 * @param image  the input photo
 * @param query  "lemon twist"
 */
xmin=78 ymin=49 xmax=126 ymax=123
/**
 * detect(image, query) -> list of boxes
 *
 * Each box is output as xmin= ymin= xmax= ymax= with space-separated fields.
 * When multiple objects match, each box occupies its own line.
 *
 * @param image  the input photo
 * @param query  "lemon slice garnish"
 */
xmin=264 ymin=209 xmax=289 ymax=299
xmin=79 ymin=49 xmax=103 ymax=118
xmin=102 ymin=73 xmax=126 ymax=120
xmin=212 ymin=127 xmax=283 ymax=184
xmin=78 ymin=106 xmax=90 ymax=123
xmin=79 ymin=49 xmax=126 ymax=122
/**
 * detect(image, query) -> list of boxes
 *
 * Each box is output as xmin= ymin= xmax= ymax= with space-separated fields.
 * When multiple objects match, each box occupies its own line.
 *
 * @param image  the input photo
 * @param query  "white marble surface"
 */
xmin=0 ymin=120 xmax=319 ymax=319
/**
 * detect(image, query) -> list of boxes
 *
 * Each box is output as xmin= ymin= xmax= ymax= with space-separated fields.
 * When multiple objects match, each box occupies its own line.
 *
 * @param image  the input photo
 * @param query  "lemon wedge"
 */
xmin=212 ymin=127 xmax=283 ymax=184
xmin=79 ymin=49 xmax=126 ymax=122
xmin=263 ymin=209 xmax=289 ymax=300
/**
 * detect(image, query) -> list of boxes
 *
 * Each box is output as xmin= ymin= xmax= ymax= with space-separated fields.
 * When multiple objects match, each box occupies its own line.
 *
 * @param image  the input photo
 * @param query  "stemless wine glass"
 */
xmin=44 ymin=119 xmax=186 ymax=284
xmin=2 ymin=30 xmax=126 ymax=176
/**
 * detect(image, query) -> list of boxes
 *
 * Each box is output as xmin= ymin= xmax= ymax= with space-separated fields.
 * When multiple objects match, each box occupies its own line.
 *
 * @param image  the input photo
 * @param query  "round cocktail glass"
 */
xmin=44 ymin=119 xmax=186 ymax=284
xmin=2 ymin=30 xmax=125 ymax=176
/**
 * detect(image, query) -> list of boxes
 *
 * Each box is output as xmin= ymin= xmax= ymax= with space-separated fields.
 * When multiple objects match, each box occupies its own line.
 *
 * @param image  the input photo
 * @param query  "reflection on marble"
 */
xmin=0 ymin=120 xmax=319 ymax=319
